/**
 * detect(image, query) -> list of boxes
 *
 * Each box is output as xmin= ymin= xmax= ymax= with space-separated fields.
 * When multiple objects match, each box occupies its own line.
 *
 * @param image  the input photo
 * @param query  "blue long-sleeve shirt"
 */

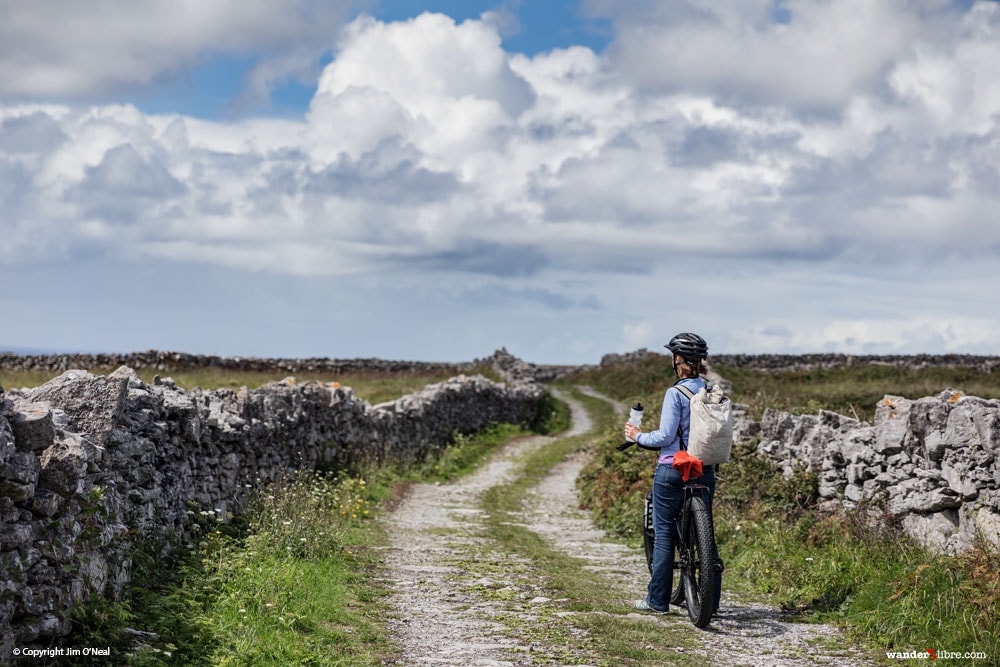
xmin=635 ymin=377 xmax=707 ymax=463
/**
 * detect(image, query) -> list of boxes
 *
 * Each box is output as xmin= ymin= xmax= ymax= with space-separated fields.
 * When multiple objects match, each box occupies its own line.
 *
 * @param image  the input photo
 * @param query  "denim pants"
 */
xmin=646 ymin=464 xmax=719 ymax=611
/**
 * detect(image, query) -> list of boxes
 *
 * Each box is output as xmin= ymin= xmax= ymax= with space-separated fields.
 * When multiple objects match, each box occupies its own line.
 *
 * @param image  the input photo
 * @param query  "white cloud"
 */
xmin=0 ymin=0 xmax=357 ymax=100
xmin=731 ymin=316 xmax=1000 ymax=355
xmin=2 ymin=5 xmax=1000 ymax=360
xmin=310 ymin=12 xmax=536 ymax=164
xmin=596 ymin=0 xmax=939 ymax=110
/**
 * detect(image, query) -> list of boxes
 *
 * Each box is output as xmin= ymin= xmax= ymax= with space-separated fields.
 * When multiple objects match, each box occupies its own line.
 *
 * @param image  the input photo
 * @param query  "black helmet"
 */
xmin=665 ymin=332 xmax=708 ymax=362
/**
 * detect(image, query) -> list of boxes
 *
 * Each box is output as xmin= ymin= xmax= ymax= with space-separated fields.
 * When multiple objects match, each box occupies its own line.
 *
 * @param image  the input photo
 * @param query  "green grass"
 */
xmin=715 ymin=363 xmax=1000 ymax=422
xmin=71 ymin=471 xmax=397 ymax=665
xmin=711 ymin=439 xmax=1000 ymax=662
xmin=0 ymin=363 xmax=504 ymax=404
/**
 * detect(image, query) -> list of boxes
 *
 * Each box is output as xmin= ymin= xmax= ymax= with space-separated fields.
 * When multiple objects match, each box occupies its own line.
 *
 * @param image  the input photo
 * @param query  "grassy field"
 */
xmin=0 ymin=363 xmax=503 ymax=404
xmin=44 ymin=356 xmax=1000 ymax=664
xmin=567 ymin=356 xmax=1000 ymax=665
xmin=715 ymin=363 xmax=1000 ymax=421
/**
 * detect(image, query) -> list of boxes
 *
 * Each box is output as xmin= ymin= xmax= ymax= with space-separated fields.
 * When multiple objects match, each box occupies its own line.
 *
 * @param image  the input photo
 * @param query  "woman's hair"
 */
xmin=674 ymin=355 xmax=708 ymax=378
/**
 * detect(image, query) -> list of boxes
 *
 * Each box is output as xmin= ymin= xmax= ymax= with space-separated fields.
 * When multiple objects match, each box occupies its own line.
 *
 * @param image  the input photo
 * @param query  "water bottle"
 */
xmin=626 ymin=402 xmax=643 ymax=442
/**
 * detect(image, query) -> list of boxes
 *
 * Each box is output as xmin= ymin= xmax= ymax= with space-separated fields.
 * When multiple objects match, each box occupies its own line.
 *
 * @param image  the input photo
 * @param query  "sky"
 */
xmin=1 ymin=0 xmax=999 ymax=365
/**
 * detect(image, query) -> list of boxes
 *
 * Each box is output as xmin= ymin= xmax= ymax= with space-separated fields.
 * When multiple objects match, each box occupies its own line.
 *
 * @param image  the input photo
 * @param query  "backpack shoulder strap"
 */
xmin=674 ymin=383 xmax=695 ymax=400
xmin=673 ymin=381 xmax=694 ymax=450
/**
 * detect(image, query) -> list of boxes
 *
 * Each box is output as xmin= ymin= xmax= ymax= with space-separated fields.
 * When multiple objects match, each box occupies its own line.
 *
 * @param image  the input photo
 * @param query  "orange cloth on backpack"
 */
xmin=672 ymin=450 xmax=704 ymax=482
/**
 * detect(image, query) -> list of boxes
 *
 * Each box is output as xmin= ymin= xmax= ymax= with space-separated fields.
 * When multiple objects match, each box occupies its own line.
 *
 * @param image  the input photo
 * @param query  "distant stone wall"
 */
xmin=597 ymin=349 xmax=1000 ymax=374
xmin=711 ymin=353 xmax=1000 ymax=373
xmin=0 ymin=350 xmax=544 ymax=659
xmin=750 ymin=389 xmax=1000 ymax=555
xmin=0 ymin=349 xmax=479 ymax=377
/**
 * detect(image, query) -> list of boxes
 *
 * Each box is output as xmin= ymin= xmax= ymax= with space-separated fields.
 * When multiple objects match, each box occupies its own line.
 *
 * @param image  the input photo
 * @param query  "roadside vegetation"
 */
xmin=568 ymin=355 xmax=1000 ymax=664
xmin=19 ymin=362 xmax=559 ymax=665
xmin=68 ymin=390 xmax=568 ymax=665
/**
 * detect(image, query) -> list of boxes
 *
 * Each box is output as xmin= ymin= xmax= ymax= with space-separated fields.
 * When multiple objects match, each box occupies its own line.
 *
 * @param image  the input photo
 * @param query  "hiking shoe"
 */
xmin=633 ymin=599 xmax=669 ymax=614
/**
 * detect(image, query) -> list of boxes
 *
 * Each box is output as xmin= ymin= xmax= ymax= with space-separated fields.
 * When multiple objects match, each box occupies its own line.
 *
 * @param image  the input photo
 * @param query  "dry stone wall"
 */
xmin=598 ymin=350 xmax=1000 ymax=553
xmin=711 ymin=353 xmax=1000 ymax=373
xmin=598 ymin=349 xmax=1000 ymax=374
xmin=0 ymin=350 xmax=544 ymax=659
xmin=0 ymin=350 xmax=480 ymax=376
xmin=751 ymin=389 xmax=1000 ymax=556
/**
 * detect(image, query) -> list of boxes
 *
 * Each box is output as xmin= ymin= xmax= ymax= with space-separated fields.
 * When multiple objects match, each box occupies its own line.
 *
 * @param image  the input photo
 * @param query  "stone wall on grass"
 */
xmin=0 ymin=350 xmax=544 ymax=659
xmin=0 ymin=350 xmax=477 ymax=377
xmin=751 ymin=389 xmax=1000 ymax=556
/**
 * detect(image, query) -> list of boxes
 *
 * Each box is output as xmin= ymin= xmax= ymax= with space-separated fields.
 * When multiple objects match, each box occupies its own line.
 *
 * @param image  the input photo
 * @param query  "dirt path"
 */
xmin=382 ymin=387 xmax=878 ymax=666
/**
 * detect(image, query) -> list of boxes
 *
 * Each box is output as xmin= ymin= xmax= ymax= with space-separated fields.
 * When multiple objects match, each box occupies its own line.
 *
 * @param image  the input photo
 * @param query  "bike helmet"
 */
xmin=664 ymin=332 xmax=708 ymax=362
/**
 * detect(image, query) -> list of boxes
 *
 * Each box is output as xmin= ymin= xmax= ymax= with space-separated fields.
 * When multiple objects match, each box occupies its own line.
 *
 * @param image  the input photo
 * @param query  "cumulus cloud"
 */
xmin=592 ymin=0 xmax=945 ymax=110
xmin=0 ymin=0 xmax=358 ymax=101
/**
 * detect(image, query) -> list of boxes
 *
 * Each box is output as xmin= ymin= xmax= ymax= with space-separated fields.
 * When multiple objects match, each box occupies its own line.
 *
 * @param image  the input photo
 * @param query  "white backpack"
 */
xmin=675 ymin=383 xmax=734 ymax=465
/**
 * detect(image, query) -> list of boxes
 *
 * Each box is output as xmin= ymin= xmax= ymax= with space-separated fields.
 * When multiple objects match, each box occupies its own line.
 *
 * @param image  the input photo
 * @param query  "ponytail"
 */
xmin=674 ymin=356 xmax=707 ymax=379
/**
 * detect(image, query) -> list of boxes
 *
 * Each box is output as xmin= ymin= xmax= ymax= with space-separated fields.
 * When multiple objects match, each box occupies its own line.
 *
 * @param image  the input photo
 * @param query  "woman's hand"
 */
xmin=624 ymin=422 xmax=641 ymax=441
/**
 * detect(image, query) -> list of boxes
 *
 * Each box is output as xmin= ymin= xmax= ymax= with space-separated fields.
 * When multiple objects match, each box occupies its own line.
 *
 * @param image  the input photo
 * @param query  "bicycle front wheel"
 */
xmin=680 ymin=494 xmax=718 ymax=628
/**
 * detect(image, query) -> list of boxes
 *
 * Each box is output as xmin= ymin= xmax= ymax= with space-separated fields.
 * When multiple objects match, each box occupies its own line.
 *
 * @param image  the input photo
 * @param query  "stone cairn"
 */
xmin=0 ymin=349 xmax=545 ymax=659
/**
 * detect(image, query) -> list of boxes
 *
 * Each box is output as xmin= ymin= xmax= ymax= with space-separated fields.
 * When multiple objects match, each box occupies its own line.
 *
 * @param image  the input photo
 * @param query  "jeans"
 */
xmin=646 ymin=464 xmax=719 ymax=611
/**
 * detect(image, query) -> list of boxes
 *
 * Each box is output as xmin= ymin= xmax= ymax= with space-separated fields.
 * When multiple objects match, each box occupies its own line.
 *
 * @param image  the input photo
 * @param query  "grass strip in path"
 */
xmin=472 ymin=389 xmax=704 ymax=666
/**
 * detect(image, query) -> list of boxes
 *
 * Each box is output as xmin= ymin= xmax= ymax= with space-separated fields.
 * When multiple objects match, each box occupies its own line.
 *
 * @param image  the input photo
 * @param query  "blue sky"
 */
xmin=64 ymin=1 xmax=613 ymax=121
xmin=2 ymin=1 xmax=1000 ymax=364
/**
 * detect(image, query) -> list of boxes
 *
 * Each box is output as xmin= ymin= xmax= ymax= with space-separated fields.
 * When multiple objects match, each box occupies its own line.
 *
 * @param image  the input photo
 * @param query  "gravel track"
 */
xmin=381 ymin=387 xmax=879 ymax=666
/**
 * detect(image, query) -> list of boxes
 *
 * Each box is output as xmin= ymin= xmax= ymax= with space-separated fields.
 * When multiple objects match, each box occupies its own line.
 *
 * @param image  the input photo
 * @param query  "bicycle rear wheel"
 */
xmin=643 ymin=491 xmax=654 ymax=574
xmin=680 ymin=494 xmax=718 ymax=628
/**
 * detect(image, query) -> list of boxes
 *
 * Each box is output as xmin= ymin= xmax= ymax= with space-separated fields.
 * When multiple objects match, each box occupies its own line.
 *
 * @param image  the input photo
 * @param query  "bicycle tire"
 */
xmin=643 ymin=491 xmax=654 ymax=574
xmin=681 ymin=494 xmax=718 ymax=628
xmin=670 ymin=580 xmax=685 ymax=606
xmin=643 ymin=527 xmax=654 ymax=574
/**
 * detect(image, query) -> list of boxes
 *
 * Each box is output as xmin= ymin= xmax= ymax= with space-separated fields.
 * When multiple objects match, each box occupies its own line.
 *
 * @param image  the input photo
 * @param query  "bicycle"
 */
xmin=619 ymin=440 xmax=722 ymax=628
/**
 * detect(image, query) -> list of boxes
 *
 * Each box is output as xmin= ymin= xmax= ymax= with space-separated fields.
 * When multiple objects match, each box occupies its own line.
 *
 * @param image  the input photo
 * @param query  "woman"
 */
xmin=623 ymin=332 xmax=718 ymax=614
